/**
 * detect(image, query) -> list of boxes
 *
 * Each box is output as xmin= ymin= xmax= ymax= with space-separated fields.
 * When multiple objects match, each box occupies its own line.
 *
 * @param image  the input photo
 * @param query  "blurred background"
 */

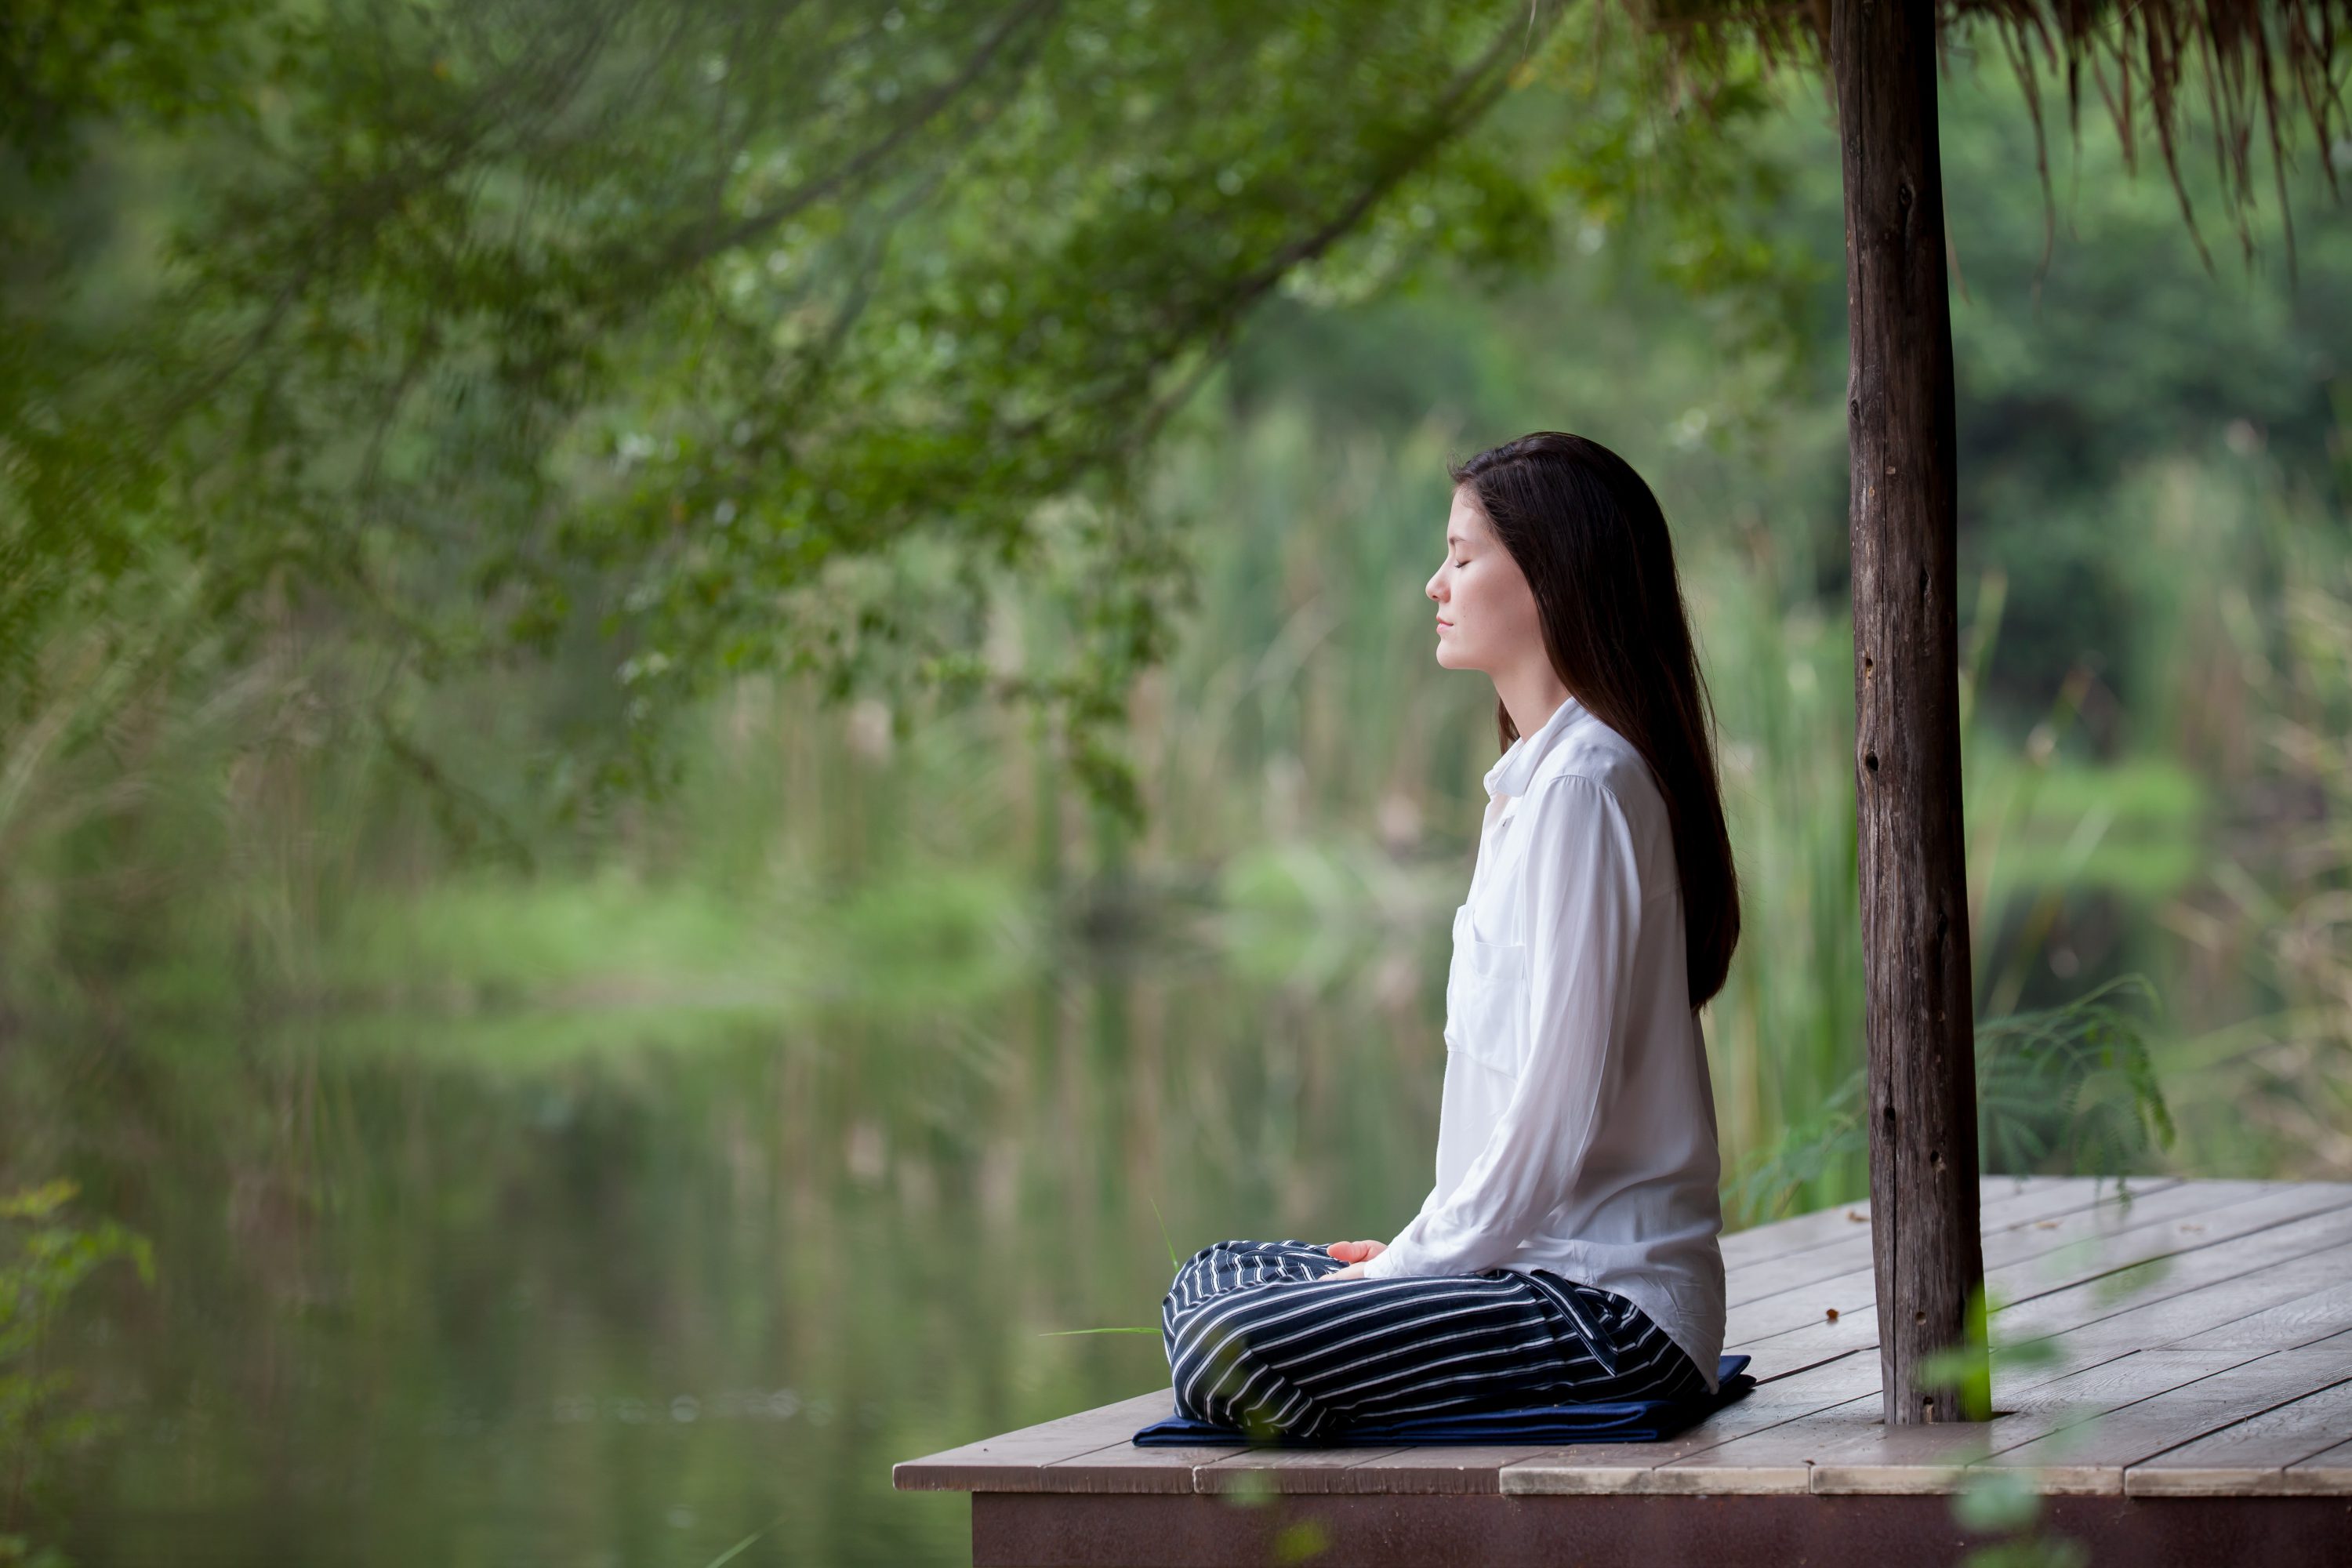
xmin=2 ymin=2 xmax=2347 ymax=1563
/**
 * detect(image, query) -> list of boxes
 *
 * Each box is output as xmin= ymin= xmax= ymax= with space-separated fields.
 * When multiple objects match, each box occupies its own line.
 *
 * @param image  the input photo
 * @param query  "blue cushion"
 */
xmin=1131 ymin=1355 xmax=1754 ymax=1446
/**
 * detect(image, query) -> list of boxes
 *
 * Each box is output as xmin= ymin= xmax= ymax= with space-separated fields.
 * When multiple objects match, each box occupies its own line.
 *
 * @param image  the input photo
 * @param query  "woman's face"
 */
xmin=1427 ymin=485 xmax=1541 ymax=674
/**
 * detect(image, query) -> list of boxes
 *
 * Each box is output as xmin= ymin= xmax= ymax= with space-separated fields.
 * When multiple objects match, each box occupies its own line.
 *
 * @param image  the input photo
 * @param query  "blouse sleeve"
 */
xmin=1361 ymin=774 xmax=1644 ymax=1279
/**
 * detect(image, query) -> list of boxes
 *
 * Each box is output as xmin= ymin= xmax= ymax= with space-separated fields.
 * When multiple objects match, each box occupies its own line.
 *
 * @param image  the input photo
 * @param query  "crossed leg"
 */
xmin=1158 ymin=1238 xmax=1589 ymax=1440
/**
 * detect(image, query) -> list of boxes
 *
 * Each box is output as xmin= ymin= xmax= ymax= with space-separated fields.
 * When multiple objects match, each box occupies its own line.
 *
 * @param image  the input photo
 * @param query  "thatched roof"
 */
xmin=1636 ymin=0 xmax=2350 ymax=278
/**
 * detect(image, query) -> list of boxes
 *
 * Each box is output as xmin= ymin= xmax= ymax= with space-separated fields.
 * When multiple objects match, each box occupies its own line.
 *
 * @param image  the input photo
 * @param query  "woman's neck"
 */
xmin=1496 ymin=667 xmax=1575 ymax=740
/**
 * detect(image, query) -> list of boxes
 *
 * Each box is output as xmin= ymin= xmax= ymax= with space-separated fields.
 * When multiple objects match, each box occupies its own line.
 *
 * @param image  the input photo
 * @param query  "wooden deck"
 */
xmin=895 ymin=1178 xmax=2352 ymax=1565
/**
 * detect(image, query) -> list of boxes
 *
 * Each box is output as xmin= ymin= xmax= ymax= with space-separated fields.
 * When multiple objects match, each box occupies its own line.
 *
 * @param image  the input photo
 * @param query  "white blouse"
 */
xmin=1359 ymin=692 xmax=1727 ymax=1391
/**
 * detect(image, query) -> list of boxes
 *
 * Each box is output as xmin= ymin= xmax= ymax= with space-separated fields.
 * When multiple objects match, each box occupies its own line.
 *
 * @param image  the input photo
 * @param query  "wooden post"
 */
xmin=1830 ymin=0 xmax=1987 ymax=1425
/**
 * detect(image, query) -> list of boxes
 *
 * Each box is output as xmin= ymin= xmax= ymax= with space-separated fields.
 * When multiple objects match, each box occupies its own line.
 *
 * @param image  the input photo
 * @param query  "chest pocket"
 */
xmin=1444 ymin=902 xmax=1529 ymax=1081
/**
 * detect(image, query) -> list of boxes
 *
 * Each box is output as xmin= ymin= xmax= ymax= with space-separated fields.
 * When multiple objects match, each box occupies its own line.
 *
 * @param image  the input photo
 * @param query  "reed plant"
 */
xmin=2139 ymin=459 xmax=2352 ymax=1178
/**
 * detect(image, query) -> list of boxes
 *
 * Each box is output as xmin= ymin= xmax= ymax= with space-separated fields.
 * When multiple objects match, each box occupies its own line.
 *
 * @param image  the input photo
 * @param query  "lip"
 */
xmin=1436 ymin=618 xmax=1454 ymax=629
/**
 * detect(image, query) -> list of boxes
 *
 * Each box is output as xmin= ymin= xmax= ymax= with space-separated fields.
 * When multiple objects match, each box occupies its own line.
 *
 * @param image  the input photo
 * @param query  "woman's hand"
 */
xmin=1319 ymin=1239 xmax=1387 ymax=1282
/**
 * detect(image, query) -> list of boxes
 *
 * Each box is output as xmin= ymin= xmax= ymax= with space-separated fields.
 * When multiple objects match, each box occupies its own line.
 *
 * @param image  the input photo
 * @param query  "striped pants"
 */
xmin=1160 ymin=1238 xmax=1707 ymax=1440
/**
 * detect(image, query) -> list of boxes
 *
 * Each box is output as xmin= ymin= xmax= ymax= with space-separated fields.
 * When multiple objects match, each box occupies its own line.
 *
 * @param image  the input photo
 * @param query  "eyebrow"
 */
xmin=1446 ymin=533 xmax=1468 ymax=549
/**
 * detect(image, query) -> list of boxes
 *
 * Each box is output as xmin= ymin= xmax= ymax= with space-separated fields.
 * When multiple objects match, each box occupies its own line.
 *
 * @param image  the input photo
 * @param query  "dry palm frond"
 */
xmin=1616 ymin=0 xmax=2350 ymax=281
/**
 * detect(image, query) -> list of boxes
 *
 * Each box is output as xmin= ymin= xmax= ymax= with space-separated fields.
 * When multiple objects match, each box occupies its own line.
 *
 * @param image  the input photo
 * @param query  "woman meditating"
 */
xmin=1160 ymin=431 xmax=1742 ymax=1439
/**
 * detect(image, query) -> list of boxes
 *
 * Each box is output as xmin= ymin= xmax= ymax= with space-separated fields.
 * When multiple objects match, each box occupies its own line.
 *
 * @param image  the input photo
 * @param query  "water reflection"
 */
xmin=20 ymin=916 xmax=1450 ymax=1567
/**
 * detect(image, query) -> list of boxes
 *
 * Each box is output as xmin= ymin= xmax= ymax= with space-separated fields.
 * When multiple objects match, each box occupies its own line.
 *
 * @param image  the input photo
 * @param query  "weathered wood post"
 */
xmin=1830 ymin=0 xmax=1988 ymax=1424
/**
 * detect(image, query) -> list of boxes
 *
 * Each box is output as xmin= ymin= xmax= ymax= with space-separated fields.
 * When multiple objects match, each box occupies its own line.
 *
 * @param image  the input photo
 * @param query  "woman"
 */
xmin=1160 ymin=431 xmax=1742 ymax=1439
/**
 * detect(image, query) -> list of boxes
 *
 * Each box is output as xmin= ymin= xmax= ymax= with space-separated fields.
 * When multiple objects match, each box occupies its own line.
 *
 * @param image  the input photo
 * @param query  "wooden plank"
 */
xmin=1328 ymin=1443 xmax=1565 ymax=1494
xmin=1680 ymin=1348 xmax=2252 ymax=1494
xmin=2126 ymin=1378 xmax=2352 ymax=1495
xmin=1973 ymin=1178 xmax=2310 ymax=1276
xmin=1997 ymin=1226 xmax=2352 ymax=1374
xmin=1719 ymin=1177 xmax=2131 ymax=1274
xmin=1564 ymin=1274 xmax=2352 ymax=1498
xmin=891 ymin=1392 xmax=1178 ymax=1491
xmin=1973 ymin=1175 xmax=2185 ymax=1233
xmin=1649 ymin=1396 xmax=1969 ymax=1493
xmin=1501 ymin=1351 xmax=1886 ymax=1495
xmin=1638 ymin=1240 xmax=2344 ymax=1489
xmin=1724 ymin=1178 xmax=2183 ymax=1308
xmin=2163 ymin=1277 xmax=2352 ymax=1352
xmin=1805 ymin=1352 xmax=2233 ymax=1494
xmin=1983 ymin=1338 xmax=2352 ymax=1494
xmin=1722 ymin=1222 xmax=1890 ymax=1308
xmin=1039 ymin=1436 xmax=1265 ymax=1496
xmin=1192 ymin=1443 xmax=1414 ymax=1495
xmin=1804 ymin=1339 xmax=2349 ymax=1495
xmin=1720 ymin=1199 xmax=1877 ymax=1270
xmin=1730 ymin=1183 xmax=2352 ymax=1377
xmin=1800 ymin=1416 xmax=1998 ymax=1494
xmin=2285 ymin=1434 xmax=2352 ymax=1495
xmin=1998 ymin=1217 xmax=2352 ymax=1336
xmin=1973 ymin=1174 xmax=2190 ymax=1239
xmin=1728 ymin=1178 xmax=2281 ymax=1348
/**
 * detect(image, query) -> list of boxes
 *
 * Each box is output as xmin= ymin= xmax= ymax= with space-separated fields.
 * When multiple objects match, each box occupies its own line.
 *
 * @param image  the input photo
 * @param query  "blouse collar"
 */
xmin=1483 ymin=691 xmax=1588 ymax=802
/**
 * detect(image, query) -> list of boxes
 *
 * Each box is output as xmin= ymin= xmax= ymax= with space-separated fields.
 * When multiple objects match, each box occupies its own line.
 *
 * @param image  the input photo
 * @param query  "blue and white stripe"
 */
xmin=1162 ymin=1237 xmax=1707 ymax=1439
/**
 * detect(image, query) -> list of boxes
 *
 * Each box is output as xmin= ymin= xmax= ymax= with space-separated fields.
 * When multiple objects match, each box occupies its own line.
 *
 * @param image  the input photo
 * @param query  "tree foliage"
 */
xmin=10 ymin=0 xmax=1681 ymax=825
xmin=10 ymin=0 xmax=2334 ymax=835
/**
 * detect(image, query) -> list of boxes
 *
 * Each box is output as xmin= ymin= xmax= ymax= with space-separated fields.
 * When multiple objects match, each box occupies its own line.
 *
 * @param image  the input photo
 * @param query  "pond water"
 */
xmin=15 ymin=906 xmax=1461 ymax=1567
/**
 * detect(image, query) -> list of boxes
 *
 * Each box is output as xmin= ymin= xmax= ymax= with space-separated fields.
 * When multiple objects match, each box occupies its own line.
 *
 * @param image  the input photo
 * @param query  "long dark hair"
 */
xmin=1449 ymin=431 xmax=1742 ymax=1009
